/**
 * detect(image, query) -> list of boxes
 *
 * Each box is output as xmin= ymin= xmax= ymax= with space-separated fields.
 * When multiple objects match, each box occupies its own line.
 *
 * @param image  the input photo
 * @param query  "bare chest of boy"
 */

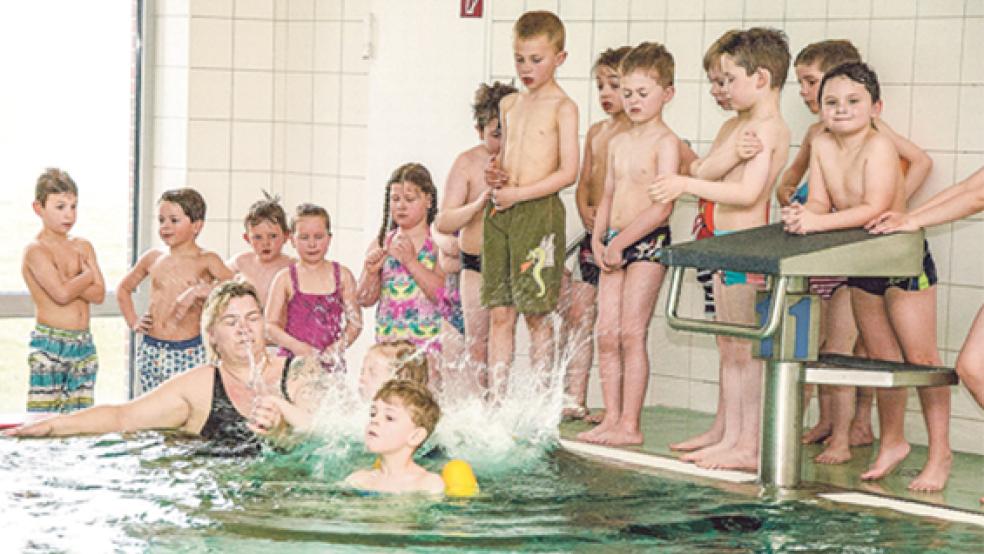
xmin=29 ymin=241 xmax=90 ymax=329
xmin=243 ymin=258 xmax=291 ymax=302
xmin=609 ymin=135 xmax=662 ymax=229
xmin=821 ymin=151 xmax=876 ymax=212
xmin=502 ymin=97 xmax=562 ymax=187
xmin=147 ymin=255 xmax=210 ymax=338
xmin=586 ymin=123 xmax=624 ymax=206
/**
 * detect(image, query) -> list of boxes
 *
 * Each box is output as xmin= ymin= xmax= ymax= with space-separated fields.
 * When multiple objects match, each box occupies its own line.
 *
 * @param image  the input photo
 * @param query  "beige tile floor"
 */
xmin=561 ymin=406 xmax=984 ymax=514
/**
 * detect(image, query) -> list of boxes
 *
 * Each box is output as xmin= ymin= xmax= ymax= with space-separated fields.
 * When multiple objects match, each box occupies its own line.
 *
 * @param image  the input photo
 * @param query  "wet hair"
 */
xmin=473 ymin=81 xmax=518 ymax=129
xmin=719 ymin=27 xmax=791 ymax=89
xmin=291 ymin=202 xmax=331 ymax=234
xmin=593 ymin=46 xmax=632 ymax=72
xmin=794 ymin=40 xmax=861 ymax=73
xmin=513 ymin=10 xmax=565 ymax=52
xmin=703 ymin=29 xmax=741 ymax=72
xmin=819 ymin=62 xmax=881 ymax=105
xmin=35 ymin=168 xmax=78 ymax=206
xmin=369 ymin=340 xmax=429 ymax=386
xmin=376 ymin=163 xmax=438 ymax=247
xmin=244 ymin=190 xmax=289 ymax=233
xmin=374 ymin=379 xmax=441 ymax=444
xmin=620 ymin=42 xmax=675 ymax=87
xmin=201 ymin=279 xmax=262 ymax=363
xmin=159 ymin=188 xmax=207 ymax=222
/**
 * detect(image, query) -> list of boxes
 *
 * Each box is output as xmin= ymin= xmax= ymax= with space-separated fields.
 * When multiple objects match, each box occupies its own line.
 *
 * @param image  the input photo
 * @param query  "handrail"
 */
xmin=664 ymin=266 xmax=787 ymax=340
xmin=565 ymin=232 xmax=586 ymax=261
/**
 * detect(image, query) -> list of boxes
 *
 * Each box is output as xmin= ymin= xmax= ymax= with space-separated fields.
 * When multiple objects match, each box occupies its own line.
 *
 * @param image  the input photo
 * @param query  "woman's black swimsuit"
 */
xmin=197 ymin=356 xmax=292 ymax=457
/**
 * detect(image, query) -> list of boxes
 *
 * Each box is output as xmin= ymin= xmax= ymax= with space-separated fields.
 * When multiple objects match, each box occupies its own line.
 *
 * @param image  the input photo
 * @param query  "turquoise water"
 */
xmin=3 ymin=433 xmax=984 ymax=552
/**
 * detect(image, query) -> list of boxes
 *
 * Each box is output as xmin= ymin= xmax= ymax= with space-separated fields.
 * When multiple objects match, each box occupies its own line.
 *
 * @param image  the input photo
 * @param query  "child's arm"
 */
xmin=23 ymin=245 xmax=95 ymax=306
xmin=429 ymin=223 xmax=460 ymax=257
xmin=574 ymin=124 xmax=600 ymax=230
xmin=678 ymin=139 xmax=699 ymax=177
xmin=436 ymin=154 xmax=491 ymax=234
xmin=690 ymin=118 xmax=741 ymax=180
xmin=874 ymin=118 xmax=932 ymax=201
xmin=650 ymin=125 xmax=778 ymax=207
xmin=784 ymin=138 xmax=898 ymax=234
xmin=117 ymin=252 xmax=156 ymax=332
xmin=492 ymin=100 xmax=580 ymax=210
xmin=78 ymin=240 xmax=106 ymax=304
xmin=869 ymin=166 xmax=984 ymax=233
xmin=602 ymin=135 xmax=679 ymax=269
xmin=356 ymin=241 xmax=386 ymax=307
xmin=338 ymin=265 xmax=363 ymax=348
xmin=172 ymin=253 xmax=236 ymax=322
xmin=388 ymin=234 xmax=445 ymax=302
xmin=776 ymin=125 xmax=819 ymax=207
xmin=591 ymin=147 xmax=617 ymax=273
xmin=264 ymin=268 xmax=315 ymax=357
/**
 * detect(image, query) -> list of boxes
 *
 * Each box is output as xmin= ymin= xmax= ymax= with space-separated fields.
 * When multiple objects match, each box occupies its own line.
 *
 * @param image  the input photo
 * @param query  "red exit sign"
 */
xmin=461 ymin=0 xmax=483 ymax=18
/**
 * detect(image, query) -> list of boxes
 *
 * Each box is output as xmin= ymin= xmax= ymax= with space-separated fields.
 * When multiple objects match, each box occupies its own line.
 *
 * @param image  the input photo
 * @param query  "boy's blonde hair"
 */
xmin=35 ymin=168 xmax=78 ymax=206
xmin=369 ymin=340 xmax=429 ymax=386
xmin=160 ymin=188 xmax=207 ymax=222
xmin=472 ymin=81 xmax=518 ymax=129
xmin=720 ymin=27 xmax=790 ymax=89
xmin=594 ymin=46 xmax=632 ymax=72
xmin=201 ymin=279 xmax=262 ymax=362
xmin=703 ymin=29 xmax=741 ymax=72
xmin=375 ymin=379 xmax=441 ymax=443
xmin=620 ymin=42 xmax=675 ymax=87
xmin=794 ymin=40 xmax=861 ymax=73
xmin=291 ymin=202 xmax=331 ymax=233
xmin=245 ymin=191 xmax=289 ymax=234
xmin=513 ymin=11 xmax=565 ymax=52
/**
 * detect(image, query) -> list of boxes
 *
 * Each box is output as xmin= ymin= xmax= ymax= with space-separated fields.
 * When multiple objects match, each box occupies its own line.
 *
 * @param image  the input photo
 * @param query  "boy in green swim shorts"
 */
xmin=482 ymin=11 xmax=579 ymax=400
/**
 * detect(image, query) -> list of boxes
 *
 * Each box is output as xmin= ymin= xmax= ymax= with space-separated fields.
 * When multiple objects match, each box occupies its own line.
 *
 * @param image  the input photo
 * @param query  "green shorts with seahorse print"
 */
xmin=481 ymin=193 xmax=565 ymax=314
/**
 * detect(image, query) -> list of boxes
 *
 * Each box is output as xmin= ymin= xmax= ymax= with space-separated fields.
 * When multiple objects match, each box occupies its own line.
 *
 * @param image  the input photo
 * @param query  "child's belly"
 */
xmin=610 ymin=185 xmax=659 ymax=230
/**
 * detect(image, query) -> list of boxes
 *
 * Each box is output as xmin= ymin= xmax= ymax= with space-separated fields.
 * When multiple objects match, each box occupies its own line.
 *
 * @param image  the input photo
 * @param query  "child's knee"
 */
xmin=618 ymin=327 xmax=647 ymax=350
xmin=596 ymin=328 xmax=620 ymax=353
xmin=490 ymin=307 xmax=517 ymax=328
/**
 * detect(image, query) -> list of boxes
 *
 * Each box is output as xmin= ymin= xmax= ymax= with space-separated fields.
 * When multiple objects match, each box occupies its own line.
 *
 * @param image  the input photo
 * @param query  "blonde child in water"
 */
xmin=357 ymin=163 xmax=446 ymax=359
xmin=265 ymin=203 xmax=362 ymax=369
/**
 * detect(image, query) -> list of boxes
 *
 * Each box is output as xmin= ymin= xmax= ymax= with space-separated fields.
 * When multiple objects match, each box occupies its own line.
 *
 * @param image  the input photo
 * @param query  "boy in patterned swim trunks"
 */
xmin=482 ymin=11 xmax=579 ymax=399
xmin=782 ymin=63 xmax=950 ymax=492
xmin=575 ymin=43 xmax=680 ymax=447
xmin=22 ymin=168 xmax=106 ymax=412
xmin=117 ymin=188 xmax=234 ymax=394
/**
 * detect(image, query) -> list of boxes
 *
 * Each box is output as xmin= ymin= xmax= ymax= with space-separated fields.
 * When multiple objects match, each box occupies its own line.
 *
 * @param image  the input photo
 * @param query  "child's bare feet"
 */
xmin=575 ymin=417 xmax=618 ymax=442
xmin=562 ymin=405 xmax=588 ymax=421
xmin=860 ymin=441 xmax=911 ymax=481
xmin=680 ymin=436 xmax=737 ymax=463
xmin=594 ymin=427 xmax=643 ymax=446
xmin=848 ymin=421 xmax=874 ymax=446
xmin=695 ymin=447 xmax=758 ymax=471
xmin=908 ymin=452 xmax=952 ymax=492
xmin=669 ymin=427 xmax=723 ymax=452
xmin=814 ymin=441 xmax=852 ymax=464
xmin=801 ymin=422 xmax=832 ymax=444
xmin=583 ymin=410 xmax=605 ymax=424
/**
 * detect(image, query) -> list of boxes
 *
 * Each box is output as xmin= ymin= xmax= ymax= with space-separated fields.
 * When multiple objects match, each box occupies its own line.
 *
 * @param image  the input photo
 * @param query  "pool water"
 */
xmin=3 ymin=433 xmax=984 ymax=553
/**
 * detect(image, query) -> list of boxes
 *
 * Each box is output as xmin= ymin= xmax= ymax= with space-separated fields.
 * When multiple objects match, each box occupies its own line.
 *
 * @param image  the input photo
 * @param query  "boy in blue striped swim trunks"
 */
xmin=117 ymin=188 xmax=234 ymax=394
xmin=23 ymin=169 xmax=106 ymax=412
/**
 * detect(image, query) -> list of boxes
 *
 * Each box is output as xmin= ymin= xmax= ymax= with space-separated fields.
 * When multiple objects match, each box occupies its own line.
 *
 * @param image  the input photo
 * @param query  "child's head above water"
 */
xmin=377 ymin=162 xmax=437 ymax=246
xmin=243 ymin=191 xmax=290 ymax=262
xmin=794 ymin=40 xmax=861 ymax=114
xmin=593 ymin=46 xmax=632 ymax=116
xmin=719 ymin=27 xmax=791 ymax=92
xmin=513 ymin=10 xmax=565 ymax=53
xmin=160 ymin=188 xmax=207 ymax=222
xmin=367 ymin=379 xmax=441 ymax=455
xmin=360 ymin=340 xmax=429 ymax=400
xmin=33 ymin=168 xmax=79 ymax=234
xmin=472 ymin=81 xmax=517 ymax=153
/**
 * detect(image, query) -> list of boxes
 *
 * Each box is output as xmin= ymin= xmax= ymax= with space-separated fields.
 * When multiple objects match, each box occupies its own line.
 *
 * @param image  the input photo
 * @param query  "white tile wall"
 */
xmin=477 ymin=0 xmax=984 ymax=453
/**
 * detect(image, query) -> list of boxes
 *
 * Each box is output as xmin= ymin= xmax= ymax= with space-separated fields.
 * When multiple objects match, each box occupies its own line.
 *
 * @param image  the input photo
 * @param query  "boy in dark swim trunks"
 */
xmin=782 ymin=63 xmax=950 ymax=492
xmin=575 ymin=43 xmax=680 ymax=447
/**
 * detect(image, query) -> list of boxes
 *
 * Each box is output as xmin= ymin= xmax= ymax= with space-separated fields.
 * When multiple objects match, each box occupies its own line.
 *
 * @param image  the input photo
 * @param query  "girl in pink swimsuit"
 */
xmin=265 ymin=204 xmax=362 ymax=370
